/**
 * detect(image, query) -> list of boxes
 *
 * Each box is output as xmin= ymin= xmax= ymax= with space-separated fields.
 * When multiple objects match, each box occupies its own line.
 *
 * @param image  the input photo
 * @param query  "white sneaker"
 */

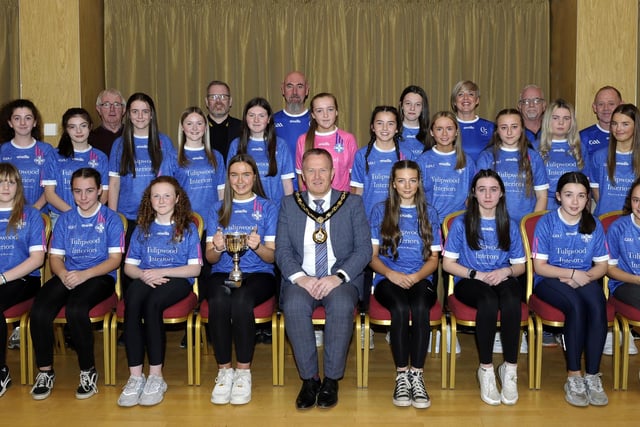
xmin=603 ymin=330 xmax=639 ymax=355
xmin=427 ymin=330 xmax=441 ymax=353
xmin=498 ymin=363 xmax=518 ymax=405
xmin=315 ymin=330 xmax=324 ymax=347
xmin=492 ymin=332 xmax=503 ymax=353
xmin=360 ymin=328 xmax=374 ymax=350
xmin=447 ymin=325 xmax=462 ymax=354
xmin=211 ymin=368 xmax=234 ymax=404
xmin=138 ymin=374 xmax=167 ymax=406
xmin=230 ymin=369 xmax=252 ymax=405
xmin=477 ymin=366 xmax=500 ymax=405
xmin=117 ymin=374 xmax=145 ymax=407
xmin=385 ymin=331 xmax=391 ymax=345
xmin=520 ymin=334 xmax=528 ymax=354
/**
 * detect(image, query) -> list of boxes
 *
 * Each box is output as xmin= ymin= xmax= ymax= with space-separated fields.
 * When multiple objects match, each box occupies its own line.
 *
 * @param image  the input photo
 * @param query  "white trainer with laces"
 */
xmin=230 ymin=369 xmax=252 ymax=405
xmin=477 ymin=366 xmax=500 ymax=405
xmin=211 ymin=367 xmax=234 ymax=404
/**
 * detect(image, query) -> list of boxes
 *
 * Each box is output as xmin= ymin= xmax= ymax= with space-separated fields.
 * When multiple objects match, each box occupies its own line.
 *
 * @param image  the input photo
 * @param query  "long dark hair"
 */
xmin=607 ymin=103 xmax=640 ymax=185
xmin=236 ymin=97 xmax=278 ymax=177
xmin=379 ymin=160 xmax=433 ymax=261
xmin=119 ymin=92 xmax=163 ymax=177
xmin=217 ymin=154 xmax=267 ymax=228
xmin=398 ymin=85 xmax=430 ymax=152
xmin=363 ymin=106 xmax=402 ymax=173
xmin=304 ymin=93 xmax=339 ymax=154
xmin=0 ymin=99 xmax=43 ymax=142
xmin=58 ymin=108 xmax=93 ymax=158
xmin=556 ymin=171 xmax=596 ymax=235
xmin=486 ymin=108 xmax=534 ymax=197
xmin=465 ymin=169 xmax=510 ymax=251
xmin=622 ymin=176 xmax=640 ymax=215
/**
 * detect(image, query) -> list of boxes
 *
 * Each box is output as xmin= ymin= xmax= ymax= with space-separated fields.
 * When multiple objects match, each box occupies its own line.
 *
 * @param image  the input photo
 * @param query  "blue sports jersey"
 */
xmin=227 ymin=136 xmax=294 ymax=207
xmin=42 ymin=147 xmax=109 ymax=215
xmin=171 ymin=146 xmax=225 ymax=218
xmin=274 ymin=109 xmax=311 ymax=190
xmin=525 ymin=128 xmax=541 ymax=146
xmin=540 ymin=140 xmax=590 ymax=209
xmin=125 ymin=220 xmax=202 ymax=285
xmin=579 ymin=124 xmax=610 ymax=156
xmin=532 ymin=209 xmax=608 ymax=286
xmin=108 ymin=134 xmax=176 ymax=220
xmin=400 ymin=126 xmax=427 ymax=158
xmin=457 ymin=117 xmax=495 ymax=162
xmin=417 ymin=148 xmax=476 ymax=223
xmin=370 ymin=202 xmax=441 ymax=285
xmin=476 ymin=147 xmax=548 ymax=222
xmin=0 ymin=140 xmax=55 ymax=207
xmin=350 ymin=143 xmax=411 ymax=219
xmin=443 ymin=215 xmax=525 ymax=284
xmin=0 ymin=206 xmax=46 ymax=277
xmin=49 ymin=204 xmax=124 ymax=280
xmin=590 ymin=149 xmax=636 ymax=216
xmin=606 ymin=214 xmax=640 ymax=294
xmin=205 ymin=195 xmax=277 ymax=275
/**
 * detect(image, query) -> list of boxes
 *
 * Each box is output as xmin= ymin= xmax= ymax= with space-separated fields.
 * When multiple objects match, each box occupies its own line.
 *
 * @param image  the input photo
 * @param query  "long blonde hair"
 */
xmin=538 ymin=99 xmax=584 ymax=170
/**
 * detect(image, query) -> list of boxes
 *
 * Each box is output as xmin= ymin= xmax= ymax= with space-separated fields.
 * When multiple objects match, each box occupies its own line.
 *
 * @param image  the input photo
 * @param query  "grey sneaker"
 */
xmin=139 ymin=374 xmax=167 ymax=406
xmin=408 ymin=369 xmax=431 ymax=409
xmin=230 ymin=369 xmax=252 ymax=405
xmin=392 ymin=371 xmax=411 ymax=407
xmin=31 ymin=370 xmax=55 ymax=400
xmin=584 ymin=373 xmax=608 ymax=406
xmin=498 ymin=363 xmax=518 ymax=405
xmin=211 ymin=367 xmax=234 ymax=404
xmin=75 ymin=368 xmax=98 ymax=399
xmin=477 ymin=366 xmax=500 ymax=405
xmin=564 ymin=375 xmax=588 ymax=407
xmin=117 ymin=374 xmax=146 ymax=407
xmin=7 ymin=327 xmax=20 ymax=350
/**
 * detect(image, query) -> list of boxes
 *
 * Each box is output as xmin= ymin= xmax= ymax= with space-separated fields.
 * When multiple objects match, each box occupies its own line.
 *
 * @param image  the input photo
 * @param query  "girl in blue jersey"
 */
xmin=0 ymin=163 xmax=46 ymax=397
xmin=226 ymin=97 xmax=294 ymax=207
xmin=118 ymin=176 xmax=201 ymax=407
xmin=443 ymin=169 xmax=525 ymax=406
xmin=538 ymin=99 xmax=589 ymax=210
xmin=607 ymin=177 xmax=640 ymax=311
xmin=418 ymin=111 xmax=476 ymax=224
xmin=0 ymin=99 xmax=55 ymax=210
xmin=450 ymin=81 xmax=495 ymax=162
xmin=205 ymin=154 xmax=277 ymax=405
xmin=43 ymin=108 xmax=109 ymax=226
xmin=590 ymin=104 xmax=640 ymax=216
xmin=369 ymin=160 xmax=440 ymax=409
xmin=398 ymin=86 xmax=430 ymax=158
xmin=477 ymin=109 xmax=548 ymax=222
xmin=30 ymin=168 xmax=124 ymax=401
xmin=532 ymin=172 xmax=609 ymax=407
xmin=351 ymin=106 xmax=411 ymax=220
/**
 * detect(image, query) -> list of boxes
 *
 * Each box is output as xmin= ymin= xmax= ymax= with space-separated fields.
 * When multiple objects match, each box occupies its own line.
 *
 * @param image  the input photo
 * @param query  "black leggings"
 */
xmin=454 ymin=277 xmax=522 ymax=365
xmin=613 ymin=282 xmax=640 ymax=311
xmin=374 ymin=278 xmax=437 ymax=369
xmin=206 ymin=272 xmax=275 ymax=365
xmin=0 ymin=276 xmax=40 ymax=366
xmin=30 ymin=275 xmax=115 ymax=370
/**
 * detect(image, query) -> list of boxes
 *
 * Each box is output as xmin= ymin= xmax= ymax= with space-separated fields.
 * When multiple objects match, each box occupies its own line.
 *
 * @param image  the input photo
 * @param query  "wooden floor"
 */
xmin=2 ymin=327 xmax=640 ymax=426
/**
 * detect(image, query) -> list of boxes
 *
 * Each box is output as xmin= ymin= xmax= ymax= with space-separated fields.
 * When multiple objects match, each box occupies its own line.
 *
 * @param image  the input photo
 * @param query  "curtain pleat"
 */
xmin=0 ymin=0 xmax=20 ymax=103
xmin=104 ymin=0 xmax=549 ymax=145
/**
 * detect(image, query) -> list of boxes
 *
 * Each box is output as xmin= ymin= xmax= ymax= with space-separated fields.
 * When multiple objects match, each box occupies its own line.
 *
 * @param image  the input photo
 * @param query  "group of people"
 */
xmin=0 ymin=72 xmax=638 ymax=412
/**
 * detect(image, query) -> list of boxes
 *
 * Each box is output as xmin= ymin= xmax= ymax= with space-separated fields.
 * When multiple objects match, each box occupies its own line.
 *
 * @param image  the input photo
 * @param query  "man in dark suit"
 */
xmin=205 ymin=80 xmax=242 ymax=162
xmin=276 ymin=148 xmax=371 ymax=409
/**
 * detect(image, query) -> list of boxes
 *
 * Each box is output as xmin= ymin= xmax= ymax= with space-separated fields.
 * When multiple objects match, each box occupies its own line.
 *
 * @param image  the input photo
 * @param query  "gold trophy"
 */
xmin=224 ymin=232 xmax=248 ymax=288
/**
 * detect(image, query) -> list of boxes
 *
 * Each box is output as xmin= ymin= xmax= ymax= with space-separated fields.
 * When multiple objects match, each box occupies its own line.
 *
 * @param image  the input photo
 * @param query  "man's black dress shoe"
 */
xmin=296 ymin=378 xmax=321 ymax=409
xmin=317 ymin=377 xmax=339 ymax=408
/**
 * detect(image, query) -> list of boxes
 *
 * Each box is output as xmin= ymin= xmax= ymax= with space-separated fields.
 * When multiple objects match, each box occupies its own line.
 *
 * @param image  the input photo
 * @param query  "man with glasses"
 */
xmin=90 ymin=89 xmax=125 ymax=157
xmin=517 ymin=84 xmax=546 ymax=143
xmin=205 ymin=80 xmax=242 ymax=162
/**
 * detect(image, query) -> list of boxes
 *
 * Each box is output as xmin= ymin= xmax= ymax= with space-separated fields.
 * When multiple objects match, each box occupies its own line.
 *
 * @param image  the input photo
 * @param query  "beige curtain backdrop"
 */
xmin=0 ymin=0 xmax=20 ymax=103
xmin=104 ymin=0 xmax=549 ymax=146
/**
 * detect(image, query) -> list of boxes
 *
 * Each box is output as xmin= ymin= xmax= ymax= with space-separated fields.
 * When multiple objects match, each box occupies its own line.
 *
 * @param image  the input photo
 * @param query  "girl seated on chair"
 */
xmin=117 ymin=176 xmax=201 ymax=407
xmin=532 ymin=171 xmax=609 ymax=407
xmin=369 ymin=160 xmax=440 ymax=409
xmin=30 ymin=168 xmax=124 ymax=401
xmin=205 ymin=154 xmax=277 ymax=406
xmin=0 ymin=163 xmax=46 ymax=398
xmin=442 ymin=169 xmax=525 ymax=406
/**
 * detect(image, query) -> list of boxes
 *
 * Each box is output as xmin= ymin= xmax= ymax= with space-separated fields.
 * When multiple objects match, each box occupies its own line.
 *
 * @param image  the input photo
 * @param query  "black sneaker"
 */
xmin=392 ymin=371 xmax=411 ymax=407
xmin=255 ymin=330 xmax=265 ymax=344
xmin=262 ymin=329 xmax=272 ymax=344
xmin=31 ymin=370 xmax=55 ymax=400
xmin=0 ymin=366 xmax=11 ymax=397
xmin=76 ymin=367 xmax=98 ymax=399
xmin=180 ymin=333 xmax=188 ymax=349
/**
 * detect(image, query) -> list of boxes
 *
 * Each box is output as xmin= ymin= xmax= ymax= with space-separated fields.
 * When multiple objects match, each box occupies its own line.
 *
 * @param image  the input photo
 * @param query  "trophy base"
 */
xmin=224 ymin=279 xmax=242 ymax=288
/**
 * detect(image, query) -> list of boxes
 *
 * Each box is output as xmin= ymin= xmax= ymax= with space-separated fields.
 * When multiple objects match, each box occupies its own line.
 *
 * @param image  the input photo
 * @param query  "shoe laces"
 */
xmin=409 ymin=371 xmax=428 ymax=397
xmin=394 ymin=372 xmax=411 ymax=396
xmin=33 ymin=371 xmax=53 ymax=389
xmin=79 ymin=370 xmax=97 ymax=392
xmin=479 ymin=368 xmax=498 ymax=393
xmin=144 ymin=376 xmax=164 ymax=393
xmin=122 ymin=375 xmax=144 ymax=394
xmin=567 ymin=376 xmax=586 ymax=394
xmin=216 ymin=368 xmax=234 ymax=385
xmin=585 ymin=373 xmax=603 ymax=393
xmin=233 ymin=371 xmax=251 ymax=389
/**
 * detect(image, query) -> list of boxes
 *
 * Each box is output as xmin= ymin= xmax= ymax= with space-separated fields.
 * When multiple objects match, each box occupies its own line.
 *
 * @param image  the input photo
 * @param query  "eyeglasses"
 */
xmin=99 ymin=102 xmax=124 ymax=109
xmin=207 ymin=94 xmax=230 ymax=101
xmin=519 ymin=98 xmax=544 ymax=106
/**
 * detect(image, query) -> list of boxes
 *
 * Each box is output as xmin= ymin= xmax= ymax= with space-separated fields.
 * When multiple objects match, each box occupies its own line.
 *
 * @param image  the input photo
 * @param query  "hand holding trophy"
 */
xmin=224 ymin=231 xmax=248 ymax=287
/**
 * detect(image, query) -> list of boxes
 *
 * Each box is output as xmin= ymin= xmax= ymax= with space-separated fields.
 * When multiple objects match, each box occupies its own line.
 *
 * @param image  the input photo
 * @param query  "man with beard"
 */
xmin=205 ymin=80 xmax=242 ymax=163
xmin=517 ymin=84 xmax=546 ymax=143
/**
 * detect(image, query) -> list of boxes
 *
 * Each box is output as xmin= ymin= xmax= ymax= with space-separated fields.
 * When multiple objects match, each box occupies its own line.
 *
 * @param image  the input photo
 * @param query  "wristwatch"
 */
xmin=336 ymin=271 xmax=347 ymax=284
xmin=468 ymin=269 xmax=477 ymax=279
